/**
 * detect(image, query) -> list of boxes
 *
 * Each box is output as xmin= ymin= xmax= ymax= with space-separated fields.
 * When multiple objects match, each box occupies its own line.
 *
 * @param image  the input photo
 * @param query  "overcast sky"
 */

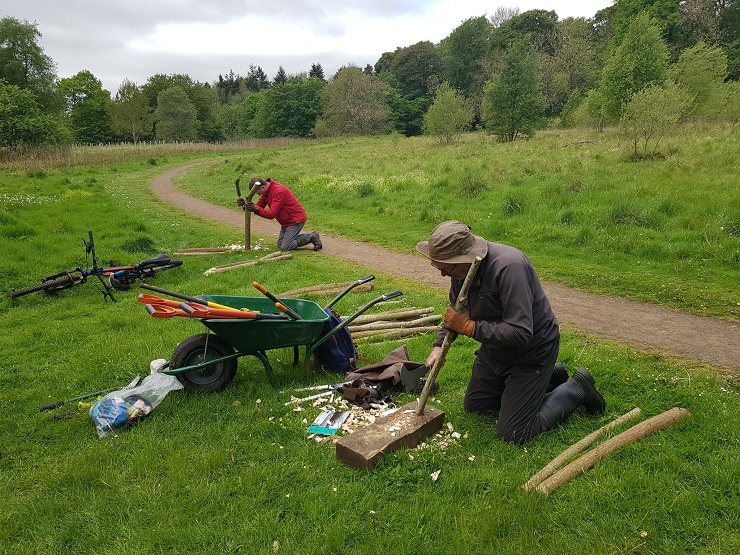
xmin=4 ymin=1 xmax=614 ymax=93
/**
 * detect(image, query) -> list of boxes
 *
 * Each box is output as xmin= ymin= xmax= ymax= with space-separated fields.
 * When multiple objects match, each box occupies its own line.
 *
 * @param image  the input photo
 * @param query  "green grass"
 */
xmin=0 ymin=131 xmax=738 ymax=554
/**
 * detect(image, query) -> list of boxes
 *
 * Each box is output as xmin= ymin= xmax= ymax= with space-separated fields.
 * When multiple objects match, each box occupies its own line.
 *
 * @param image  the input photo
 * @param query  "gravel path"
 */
xmin=152 ymin=165 xmax=739 ymax=375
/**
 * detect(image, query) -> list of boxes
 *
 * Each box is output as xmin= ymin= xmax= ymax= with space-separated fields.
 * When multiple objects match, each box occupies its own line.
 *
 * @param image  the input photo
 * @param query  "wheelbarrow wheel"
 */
xmin=170 ymin=333 xmax=238 ymax=392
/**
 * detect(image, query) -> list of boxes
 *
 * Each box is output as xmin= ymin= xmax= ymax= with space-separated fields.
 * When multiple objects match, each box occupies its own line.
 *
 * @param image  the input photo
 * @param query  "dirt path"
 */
xmin=152 ymin=165 xmax=739 ymax=375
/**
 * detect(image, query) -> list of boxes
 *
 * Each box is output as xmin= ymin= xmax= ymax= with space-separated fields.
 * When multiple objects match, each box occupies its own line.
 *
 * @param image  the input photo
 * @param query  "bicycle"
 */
xmin=7 ymin=231 xmax=183 ymax=302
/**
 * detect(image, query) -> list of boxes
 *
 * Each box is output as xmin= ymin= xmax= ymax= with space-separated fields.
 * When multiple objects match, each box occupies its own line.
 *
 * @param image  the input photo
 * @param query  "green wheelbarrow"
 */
xmin=155 ymin=276 xmax=402 ymax=392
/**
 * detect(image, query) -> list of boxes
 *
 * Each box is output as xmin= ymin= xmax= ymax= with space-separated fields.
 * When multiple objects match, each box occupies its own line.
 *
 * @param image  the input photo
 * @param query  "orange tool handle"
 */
xmin=252 ymin=281 xmax=302 ymax=320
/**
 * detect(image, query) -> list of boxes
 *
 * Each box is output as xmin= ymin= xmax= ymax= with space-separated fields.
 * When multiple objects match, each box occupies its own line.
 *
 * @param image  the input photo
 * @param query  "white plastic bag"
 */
xmin=90 ymin=372 xmax=183 ymax=437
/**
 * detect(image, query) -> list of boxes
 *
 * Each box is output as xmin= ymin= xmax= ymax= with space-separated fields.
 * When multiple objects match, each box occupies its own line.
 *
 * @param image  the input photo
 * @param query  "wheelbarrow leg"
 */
xmin=250 ymin=351 xmax=278 ymax=388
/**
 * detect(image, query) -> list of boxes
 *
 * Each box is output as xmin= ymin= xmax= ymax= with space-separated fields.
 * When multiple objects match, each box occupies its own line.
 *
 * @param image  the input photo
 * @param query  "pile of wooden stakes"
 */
xmin=348 ymin=306 xmax=441 ymax=342
xmin=281 ymin=282 xmax=443 ymax=342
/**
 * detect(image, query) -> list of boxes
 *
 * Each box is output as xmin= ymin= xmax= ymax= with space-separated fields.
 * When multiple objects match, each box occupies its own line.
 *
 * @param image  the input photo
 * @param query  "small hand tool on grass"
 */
xmin=39 ymin=374 xmax=141 ymax=412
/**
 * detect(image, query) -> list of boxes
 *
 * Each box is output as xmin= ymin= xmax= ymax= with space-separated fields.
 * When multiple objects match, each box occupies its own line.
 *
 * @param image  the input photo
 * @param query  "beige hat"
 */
xmin=416 ymin=221 xmax=488 ymax=264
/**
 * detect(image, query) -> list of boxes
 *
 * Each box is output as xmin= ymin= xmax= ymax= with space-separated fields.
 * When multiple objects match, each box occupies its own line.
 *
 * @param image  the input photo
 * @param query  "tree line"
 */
xmin=1 ymin=0 xmax=739 ymax=151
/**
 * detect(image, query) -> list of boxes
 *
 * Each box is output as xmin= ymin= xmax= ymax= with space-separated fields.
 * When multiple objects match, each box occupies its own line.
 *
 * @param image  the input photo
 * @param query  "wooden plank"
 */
xmin=335 ymin=401 xmax=445 ymax=470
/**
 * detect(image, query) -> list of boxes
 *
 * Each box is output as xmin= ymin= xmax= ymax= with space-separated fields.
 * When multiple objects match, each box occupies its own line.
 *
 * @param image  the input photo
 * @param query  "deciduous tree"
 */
xmin=422 ymin=83 xmax=474 ymax=143
xmin=482 ymin=41 xmax=546 ymax=141
xmin=58 ymin=70 xmax=114 ymax=144
xmin=598 ymin=13 xmax=669 ymax=122
xmin=0 ymin=81 xmax=66 ymax=148
xmin=316 ymin=66 xmax=391 ymax=136
xmin=249 ymin=77 xmax=323 ymax=138
xmin=155 ymin=86 xmax=198 ymax=142
xmin=0 ymin=17 xmax=59 ymax=113
xmin=620 ymin=82 xmax=692 ymax=157
xmin=108 ymin=79 xmax=154 ymax=143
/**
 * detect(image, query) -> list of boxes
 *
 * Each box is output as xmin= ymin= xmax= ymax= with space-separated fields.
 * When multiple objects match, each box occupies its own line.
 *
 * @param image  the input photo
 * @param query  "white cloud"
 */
xmin=4 ymin=0 xmax=614 ymax=92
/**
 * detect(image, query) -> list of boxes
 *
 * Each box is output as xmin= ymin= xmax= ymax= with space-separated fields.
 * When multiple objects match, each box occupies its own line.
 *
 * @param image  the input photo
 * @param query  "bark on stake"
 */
xmin=416 ymin=256 xmax=482 ymax=416
xmin=239 ymin=179 xmax=261 ymax=251
xmin=523 ymin=407 xmax=641 ymax=492
xmin=535 ymin=407 xmax=692 ymax=494
xmin=351 ymin=307 xmax=435 ymax=325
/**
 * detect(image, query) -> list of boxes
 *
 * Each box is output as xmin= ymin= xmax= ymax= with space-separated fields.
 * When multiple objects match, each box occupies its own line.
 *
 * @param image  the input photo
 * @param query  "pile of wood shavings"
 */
xmin=301 ymin=393 xmax=398 ymax=443
xmin=300 ymin=394 xmax=468 ymax=454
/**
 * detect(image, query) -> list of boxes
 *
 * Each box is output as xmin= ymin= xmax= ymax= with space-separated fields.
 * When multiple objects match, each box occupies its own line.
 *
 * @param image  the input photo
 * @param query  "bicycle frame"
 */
xmin=8 ymin=231 xmax=183 ymax=302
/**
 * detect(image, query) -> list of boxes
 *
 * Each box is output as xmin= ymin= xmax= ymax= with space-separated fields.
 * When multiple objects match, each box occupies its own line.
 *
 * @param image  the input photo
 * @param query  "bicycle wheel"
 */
xmin=7 ymin=273 xmax=82 ymax=299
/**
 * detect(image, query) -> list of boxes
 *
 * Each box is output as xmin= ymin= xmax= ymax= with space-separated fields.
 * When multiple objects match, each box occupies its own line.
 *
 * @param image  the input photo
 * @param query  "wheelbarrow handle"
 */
xmin=380 ymin=289 xmax=403 ymax=301
xmin=306 ymin=288 xmax=405 ymax=364
xmin=324 ymin=274 xmax=376 ymax=310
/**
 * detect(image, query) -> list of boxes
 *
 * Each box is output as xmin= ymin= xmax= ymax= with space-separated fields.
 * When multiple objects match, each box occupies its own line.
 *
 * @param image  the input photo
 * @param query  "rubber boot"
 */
xmin=536 ymin=368 xmax=606 ymax=432
xmin=295 ymin=233 xmax=313 ymax=248
xmin=309 ymin=231 xmax=322 ymax=251
xmin=546 ymin=362 xmax=569 ymax=393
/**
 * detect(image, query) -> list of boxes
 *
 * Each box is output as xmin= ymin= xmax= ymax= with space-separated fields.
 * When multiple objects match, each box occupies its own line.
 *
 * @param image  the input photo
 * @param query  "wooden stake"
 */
xmin=350 ymin=307 xmax=435 ymax=325
xmin=203 ymin=253 xmax=291 ymax=275
xmin=535 ymin=407 xmax=692 ymax=494
xmin=523 ymin=407 xmax=641 ymax=493
xmin=351 ymin=326 xmax=441 ymax=340
xmin=279 ymin=283 xmax=375 ymax=298
xmin=416 ymin=257 xmax=482 ymax=416
xmin=349 ymin=314 xmax=441 ymax=333
xmin=243 ymin=181 xmax=261 ymax=251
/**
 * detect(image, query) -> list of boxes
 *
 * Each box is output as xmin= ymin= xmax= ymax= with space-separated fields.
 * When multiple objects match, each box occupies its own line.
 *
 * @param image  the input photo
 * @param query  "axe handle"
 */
xmin=416 ymin=256 xmax=482 ymax=415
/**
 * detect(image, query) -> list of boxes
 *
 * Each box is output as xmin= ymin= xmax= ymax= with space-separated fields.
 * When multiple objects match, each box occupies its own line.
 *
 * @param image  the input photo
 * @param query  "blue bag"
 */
xmin=315 ymin=308 xmax=357 ymax=374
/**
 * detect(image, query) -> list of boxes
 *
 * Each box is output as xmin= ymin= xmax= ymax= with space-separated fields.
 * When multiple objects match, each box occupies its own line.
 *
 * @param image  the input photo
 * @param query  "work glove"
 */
xmin=444 ymin=306 xmax=475 ymax=337
xmin=245 ymin=201 xmax=257 ymax=213
xmin=236 ymin=198 xmax=245 ymax=209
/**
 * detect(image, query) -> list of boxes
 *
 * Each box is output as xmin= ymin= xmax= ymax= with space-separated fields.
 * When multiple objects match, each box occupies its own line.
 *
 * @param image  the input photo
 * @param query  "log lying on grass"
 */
xmin=523 ymin=407 xmax=642 ymax=493
xmin=203 ymin=252 xmax=291 ymax=275
xmin=535 ymin=407 xmax=692 ymax=495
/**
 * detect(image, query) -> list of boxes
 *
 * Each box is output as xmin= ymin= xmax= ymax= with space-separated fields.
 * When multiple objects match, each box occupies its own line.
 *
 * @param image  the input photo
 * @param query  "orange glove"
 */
xmin=444 ymin=306 xmax=475 ymax=337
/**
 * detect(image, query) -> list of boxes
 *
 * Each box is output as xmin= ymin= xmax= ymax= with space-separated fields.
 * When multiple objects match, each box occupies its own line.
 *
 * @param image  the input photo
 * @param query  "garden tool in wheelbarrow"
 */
xmin=137 ymin=293 xmax=288 ymax=320
xmin=336 ymin=256 xmax=482 ymax=470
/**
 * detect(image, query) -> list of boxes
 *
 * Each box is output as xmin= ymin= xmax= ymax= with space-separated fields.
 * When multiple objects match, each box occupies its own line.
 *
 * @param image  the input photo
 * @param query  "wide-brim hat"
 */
xmin=416 ymin=221 xmax=488 ymax=264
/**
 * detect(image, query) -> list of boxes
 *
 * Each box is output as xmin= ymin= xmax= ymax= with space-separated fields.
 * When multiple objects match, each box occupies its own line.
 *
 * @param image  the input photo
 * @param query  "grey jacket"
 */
xmin=435 ymin=242 xmax=559 ymax=364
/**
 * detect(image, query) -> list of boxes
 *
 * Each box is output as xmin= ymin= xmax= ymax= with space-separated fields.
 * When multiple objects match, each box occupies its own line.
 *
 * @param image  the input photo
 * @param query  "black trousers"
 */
xmin=463 ymin=337 xmax=559 ymax=443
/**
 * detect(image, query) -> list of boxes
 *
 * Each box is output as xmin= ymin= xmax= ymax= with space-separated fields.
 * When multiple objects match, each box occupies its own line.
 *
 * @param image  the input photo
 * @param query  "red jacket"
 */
xmin=254 ymin=179 xmax=307 ymax=227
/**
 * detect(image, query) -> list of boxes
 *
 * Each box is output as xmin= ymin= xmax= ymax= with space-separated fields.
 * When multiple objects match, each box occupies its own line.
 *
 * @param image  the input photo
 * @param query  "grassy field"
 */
xmin=170 ymin=125 xmax=740 ymax=322
xmin=0 ymin=129 xmax=738 ymax=554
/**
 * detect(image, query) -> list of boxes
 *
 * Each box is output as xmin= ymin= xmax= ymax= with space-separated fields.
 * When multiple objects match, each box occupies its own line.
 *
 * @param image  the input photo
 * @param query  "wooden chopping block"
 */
xmin=335 ymin=400 xmax=445 ymax=470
